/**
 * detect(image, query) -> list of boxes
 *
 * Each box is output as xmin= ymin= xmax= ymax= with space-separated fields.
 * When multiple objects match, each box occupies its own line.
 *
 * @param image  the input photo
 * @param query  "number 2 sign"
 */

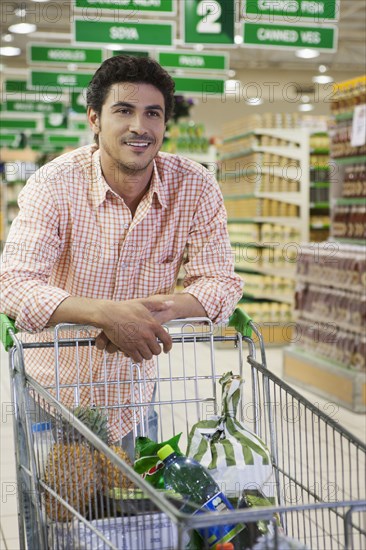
xmin=183 ymin=0 xmax=235 ymax=45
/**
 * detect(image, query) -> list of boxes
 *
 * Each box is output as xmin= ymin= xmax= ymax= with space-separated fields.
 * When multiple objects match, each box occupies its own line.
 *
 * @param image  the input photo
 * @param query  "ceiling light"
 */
xmin=312 ymin=75 xmax=334 ymax=84
xmin=67 ymin=63 xmax=78 ymax=72
xmin=245 ymin=97 xmax=264 ymax=106
xmin=0 ymin=46 xmax=21 ymax=56
xmin=2 ymin=34 xmax=14 ymax=42
xmin=228 ymin=70 xmax=236 ymax=78
xmin=299 ymin=104 xmax=314 ymax=112
xmin=8 ymin=23 xmax=37 ymax=34
xmin=301 ymin=95 xmax=310 ymax=103
xmin=295 ymin=49 xmax=320 ymax=59
xmin=318 ymin=64 xmax=328 ymax=73
xmin=105 ymin=44 xmax=124 ymax=51
xmin=15 ymin=8 xmax=27 ymax=17
xmin=194 ymin=44 xmax=204 ymax=51
xmin=234 ymin=35 xmax=243 ymax=45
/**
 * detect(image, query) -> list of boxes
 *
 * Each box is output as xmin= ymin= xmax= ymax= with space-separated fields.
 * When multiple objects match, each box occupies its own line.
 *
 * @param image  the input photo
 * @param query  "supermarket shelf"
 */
xmin=310 ymin=223 xmax=330 ymax=229
xmin=242 ymin=292 xmax=294 ymax=304
xmin=310 ymin=165 xmax=329 ymax=170
xmin=283 ymin=347 xmax=366 ymax=413
xmin=334 ymin=112 xmax=354 ymax=121
xmin=6 ymin=200 xmax=18 ymax=207
xmin=297 ymin=310 xmax=365 ymax=336
xmin=222 ymin=128 xmax=307 ymax=145
xmin=228 ymin=216 xmax=302 ymax=227
xmin=335 ymin=238 xmax=366 ymax=246
xmin=224 ymin=192 xmax=302 ymax=205
xmin=219 ymin=165 xmax=302 ymax=181
xmin=220 ymin=145 xmax=302 ymax=161
xmin=333 ymin=155 xmax=366 ymax=166
xmin=335 ymin=197 xmax=366 ymax=206
xmin=310 ymin=148 xmax=330 ymax=154
xmin=309 ymin=202 xmax=330 ymax=209
xmin=296 ymin=274 xmax=364 ymax=295
xmin=310 ymin=182 xmax=330 ymax=188
xmin=236 ymin=264 xmax=297 ymax=279
xmin=230 ymin=241 xmax=297 ymax=249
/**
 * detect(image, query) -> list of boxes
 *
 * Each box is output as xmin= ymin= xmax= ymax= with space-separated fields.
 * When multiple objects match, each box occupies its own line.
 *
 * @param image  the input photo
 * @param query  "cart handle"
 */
xmin=0 ymin=314 xmax=18 ymax=352
xmin=0 ymin=308 xmax=253 ymax=351
xmin=228 ymin=307 xmax=253 ymax=338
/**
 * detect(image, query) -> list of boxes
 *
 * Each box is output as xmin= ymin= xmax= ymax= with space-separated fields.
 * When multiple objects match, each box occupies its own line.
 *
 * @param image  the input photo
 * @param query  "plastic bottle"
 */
xmin=157 ymin=444 xmax=243 ymax=548
xmin=32 ymin=421 xmax=55 ymax=477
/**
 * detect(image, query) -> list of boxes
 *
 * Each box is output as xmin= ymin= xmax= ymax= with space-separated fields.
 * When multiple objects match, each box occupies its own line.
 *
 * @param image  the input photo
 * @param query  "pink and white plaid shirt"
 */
xmin=1 ymin=144 xmax=243 ymax=440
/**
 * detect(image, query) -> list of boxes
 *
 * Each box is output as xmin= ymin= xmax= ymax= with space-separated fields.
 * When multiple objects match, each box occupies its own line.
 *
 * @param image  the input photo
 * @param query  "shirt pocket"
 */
xmin=133 ymin=256 xmax=181 ymax=298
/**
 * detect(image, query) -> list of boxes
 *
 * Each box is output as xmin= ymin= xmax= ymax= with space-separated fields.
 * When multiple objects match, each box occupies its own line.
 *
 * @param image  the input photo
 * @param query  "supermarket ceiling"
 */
xmin=1 ymin=0 xmax=365 ymax=76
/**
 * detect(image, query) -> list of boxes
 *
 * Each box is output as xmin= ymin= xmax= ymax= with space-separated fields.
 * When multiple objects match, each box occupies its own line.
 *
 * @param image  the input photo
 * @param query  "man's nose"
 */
xmin=128 ymin=114 xmax=146 ymax=134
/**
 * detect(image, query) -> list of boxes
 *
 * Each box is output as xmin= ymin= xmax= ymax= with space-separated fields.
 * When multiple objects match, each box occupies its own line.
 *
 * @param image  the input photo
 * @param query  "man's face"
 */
xmin=89 ymin=82 xmax=166 ymax=175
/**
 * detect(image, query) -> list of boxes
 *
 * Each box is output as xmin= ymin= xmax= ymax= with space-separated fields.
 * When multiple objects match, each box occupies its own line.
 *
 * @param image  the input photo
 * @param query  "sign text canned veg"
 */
xmin=183 ymin=0 xmax=235 ymax=45
xmin=74 ymin=18 xmax=174 ymax=46
xmin=242 ymin=21 xmax=337 ymax=50
xmin=243 ymin=0 xmax=339 ymax=22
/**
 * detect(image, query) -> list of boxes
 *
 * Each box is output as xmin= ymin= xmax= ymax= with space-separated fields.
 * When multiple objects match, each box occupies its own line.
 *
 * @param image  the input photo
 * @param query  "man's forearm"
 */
xmin=148 ymin=293 xmax=207 ymax=321
xmin=48 ymin=296 xmax=106 ymax=327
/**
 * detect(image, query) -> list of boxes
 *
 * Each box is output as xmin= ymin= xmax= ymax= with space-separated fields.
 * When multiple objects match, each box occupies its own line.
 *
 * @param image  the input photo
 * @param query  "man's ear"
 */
xmin=87 ymin=107 xmax=100 ymax=133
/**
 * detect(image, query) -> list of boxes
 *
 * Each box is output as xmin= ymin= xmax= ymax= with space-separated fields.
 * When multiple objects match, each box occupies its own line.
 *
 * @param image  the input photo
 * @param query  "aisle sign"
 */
xmin=74 ymin=18 xmax=174 ymax=47
xmin=5 ymin=80 xmax=36 ymax=94
xmin=75 ymin=0 xmax=175 ymax=13
xmin=242 ymin=21 xmax=337 ymax=50
xmin=157 ymin=51 xmax=228 ymax=71
xmin=111 ymin=50 xmax=149 ymax=57
xmin=243 ymin=0 xmax=339 ymax=22
xmin=5 ymin=100 xmax=64 ymax=114
xmin=47 ymin=135 xmax=81 ymax=146
xmin=183 ymin=0 xmax=235 ymax=45
xmin=30 ymin=71 xmax=93 ymax=90
xmin=173 ymin=76 xmax=225 ymax=95
xmin=71 ymin=91 xmax=87 ymax=114
xmin=1 ymin=119 xmax=39 ymax=130
xmin=29 ymin=44 xmax=103 ymax=65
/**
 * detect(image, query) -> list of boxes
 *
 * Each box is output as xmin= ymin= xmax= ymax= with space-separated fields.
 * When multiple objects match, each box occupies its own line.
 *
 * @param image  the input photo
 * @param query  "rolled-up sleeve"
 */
xmin=181 ymin=175 xmax=243 ymax=323
xmin=0 ymin=175 xmax=70 ymax=332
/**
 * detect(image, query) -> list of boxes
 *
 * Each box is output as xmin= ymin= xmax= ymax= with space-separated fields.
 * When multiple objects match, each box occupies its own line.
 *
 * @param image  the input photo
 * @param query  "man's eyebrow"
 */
xmin=111 ymin=101 xmax=164 ymax=112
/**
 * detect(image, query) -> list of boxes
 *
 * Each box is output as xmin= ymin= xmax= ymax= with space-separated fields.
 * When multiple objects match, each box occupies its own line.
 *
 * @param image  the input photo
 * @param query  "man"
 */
xmin=1 ymin=55 xmax=243 ymax=443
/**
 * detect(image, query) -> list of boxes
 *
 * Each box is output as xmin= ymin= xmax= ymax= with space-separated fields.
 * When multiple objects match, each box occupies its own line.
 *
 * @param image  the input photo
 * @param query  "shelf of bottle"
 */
xmin=334 ymin=112 xmax=354 ymax=122
xmin=310 ymin=148 xmax=330 ymax=155
xmin=228 ymin=216 xmax=302 ymax=227
xmin=295 ymin=310 xmax=365 ymax=336
xmin=235 ymin=264 xmax=297 ymax=279
xmin=219 ymin=165 xmax=302 ymax=181
xmin=222 ymin=128 xmax=306 ymax=145
xmin=310 ymin=182 xmax=330 ymax=188
xmin=242 ymin=292 xmax=294 ymax=304
xmin=332 ymin=156 xmax=366 ymax=166
xmin=335 ymin=197 xmax=366 ymax=206
xmin=219 ymin=145 xmax=303 ymax=162
xmin=230 ymin=241 xmax=296 ymax=249
xmin=310 ymin=223 xmax=330 ymax=230
xmin=310 ymin=165 xmax=329 ymax=171
xmin=310 ymin=202 xmax=330 ymax=209
xmin=224 ymin=192 xmax=302 ymax=205
xmin=296 ymin=274 xmax=364 ymax=295
xmin=334 ymin=238 xmax=366 ymax=246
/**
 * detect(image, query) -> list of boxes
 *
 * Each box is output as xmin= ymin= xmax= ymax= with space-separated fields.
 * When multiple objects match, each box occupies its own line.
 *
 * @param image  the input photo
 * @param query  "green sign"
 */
xmin=29 ymin=44 xmax=103 ymax=65
xmin=158 ymin=51 xmax=228 ymax=71
xmin=29 ymin=133 xmax=45 ymax=147
xmin=183 ymin=0 xmax=235 ymax=45
xmin=30 ymin=71 xmax=93 ymax=89
xmin=0 ymin=134 xmax=18 ymax=146
xmin=112 ymin=50 xmax=149 ymax=57
xmin=71 ymin=91 xmax=87 ymax=114
xmin=74 ymin=18 xmax=174 ymax=46
xmin=242 ymin=21 xmax=337 ymax=50
xmin=45 ymin=114 xmax=68 ymax=130
xmin=243 ymin=0 xmax=339 ymax=21
xmin=0 ymin=119 xmax=39 ymax=130
xmin=47 ymin=135 xmax=81 ymax=146
xmin=5 ymin=80 xmax=37 ymax=94
xmin=173 ymin=76 xmax=225 ymax=95
xmin=5 ymin=100 xmax=64 ymax=114
xmin=75 ymin=0 xmax=175 ymax=13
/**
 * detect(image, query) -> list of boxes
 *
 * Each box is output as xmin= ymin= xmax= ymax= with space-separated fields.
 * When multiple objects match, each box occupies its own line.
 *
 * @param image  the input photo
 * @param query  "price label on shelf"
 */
xmin=351 ymin=104 xmax=366 ymax=147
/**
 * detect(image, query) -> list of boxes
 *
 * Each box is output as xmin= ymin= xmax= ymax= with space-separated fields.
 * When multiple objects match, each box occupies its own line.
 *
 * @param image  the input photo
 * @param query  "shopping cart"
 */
xmin=1 ymin=310 xmax=365 ymax=550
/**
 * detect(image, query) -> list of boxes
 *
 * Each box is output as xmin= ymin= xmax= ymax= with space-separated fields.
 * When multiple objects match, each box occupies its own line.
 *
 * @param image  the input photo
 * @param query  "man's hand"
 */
xmin=95 ymin=298 xmax=174 ymax=361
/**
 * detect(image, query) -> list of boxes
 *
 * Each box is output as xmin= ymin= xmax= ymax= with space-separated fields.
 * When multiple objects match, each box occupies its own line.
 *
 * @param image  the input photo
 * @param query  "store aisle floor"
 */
xmin=0 ymin=344 xmax=365 ymax=549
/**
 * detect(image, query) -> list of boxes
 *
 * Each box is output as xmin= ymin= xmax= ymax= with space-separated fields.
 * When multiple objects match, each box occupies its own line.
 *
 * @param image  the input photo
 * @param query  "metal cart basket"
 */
xmin=1 ymin=310 xmax=365 ymax=550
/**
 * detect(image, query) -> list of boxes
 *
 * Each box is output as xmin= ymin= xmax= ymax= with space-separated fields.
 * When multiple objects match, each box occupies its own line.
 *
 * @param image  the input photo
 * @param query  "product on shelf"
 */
xmin=330 ymin=75 xmax=366 ymax=117
xmin=342 ymin=165 xmax=366 ymax=198
xmin=162 ymin=122 xmax=210 ymax=155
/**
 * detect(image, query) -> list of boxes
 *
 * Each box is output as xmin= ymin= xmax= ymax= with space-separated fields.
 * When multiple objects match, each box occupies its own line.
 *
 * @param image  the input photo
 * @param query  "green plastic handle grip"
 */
xmin=0 ymin=314 xmax=18 ymax=351
xmin=228 ymin=307 xmax=253 ymax=339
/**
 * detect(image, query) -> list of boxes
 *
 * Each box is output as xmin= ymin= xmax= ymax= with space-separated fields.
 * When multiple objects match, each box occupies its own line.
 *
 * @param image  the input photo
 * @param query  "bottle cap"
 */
xmin=32 ymin=421 xmax=52 ymax=433
xmin=157 ymin=444 xmax=175 ymax=461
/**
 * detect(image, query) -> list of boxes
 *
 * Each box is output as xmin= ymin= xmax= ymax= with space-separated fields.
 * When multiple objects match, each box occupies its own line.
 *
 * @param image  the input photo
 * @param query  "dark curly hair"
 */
xmin=86 ymin=55 xmax=175 ymax=123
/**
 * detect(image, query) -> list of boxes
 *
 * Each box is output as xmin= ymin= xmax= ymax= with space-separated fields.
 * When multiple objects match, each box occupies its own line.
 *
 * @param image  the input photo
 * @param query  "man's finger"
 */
xmin=95 ymin=331 xmax=109 ymax=350
xmin=155 ymin=325 xmax=173 ymax=354
xmin=105 ymin=342 xmax=119 ymax=354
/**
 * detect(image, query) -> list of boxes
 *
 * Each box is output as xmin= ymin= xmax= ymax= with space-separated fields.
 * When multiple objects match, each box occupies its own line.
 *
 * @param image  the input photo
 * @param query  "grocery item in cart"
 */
xmin=187 ymin=372 xmax=275 ymax=501
xmin=158 ymin=444 xmax=244 ymax=548
xmin=134 ymin=432 xmax=183 ymax=488
xmin=43 ymin=405 xmax=131 ymax=521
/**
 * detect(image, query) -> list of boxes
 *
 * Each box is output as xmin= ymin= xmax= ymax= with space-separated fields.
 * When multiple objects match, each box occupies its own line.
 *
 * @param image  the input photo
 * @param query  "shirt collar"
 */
xmin=89 ymin=148 xmax=167 ymax=210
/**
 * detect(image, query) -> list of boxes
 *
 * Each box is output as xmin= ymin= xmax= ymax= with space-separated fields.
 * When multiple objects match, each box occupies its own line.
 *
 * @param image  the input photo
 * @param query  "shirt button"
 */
xmin=121 ymin=262 xmax=128 ymax=269
xmin=124 ymin=223 xmax=129 ymax=229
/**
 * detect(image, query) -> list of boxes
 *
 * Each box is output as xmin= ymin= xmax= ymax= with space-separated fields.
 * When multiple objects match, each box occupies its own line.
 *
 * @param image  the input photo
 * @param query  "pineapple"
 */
xmin=43 ymin=406 xmax=131 ymax=521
